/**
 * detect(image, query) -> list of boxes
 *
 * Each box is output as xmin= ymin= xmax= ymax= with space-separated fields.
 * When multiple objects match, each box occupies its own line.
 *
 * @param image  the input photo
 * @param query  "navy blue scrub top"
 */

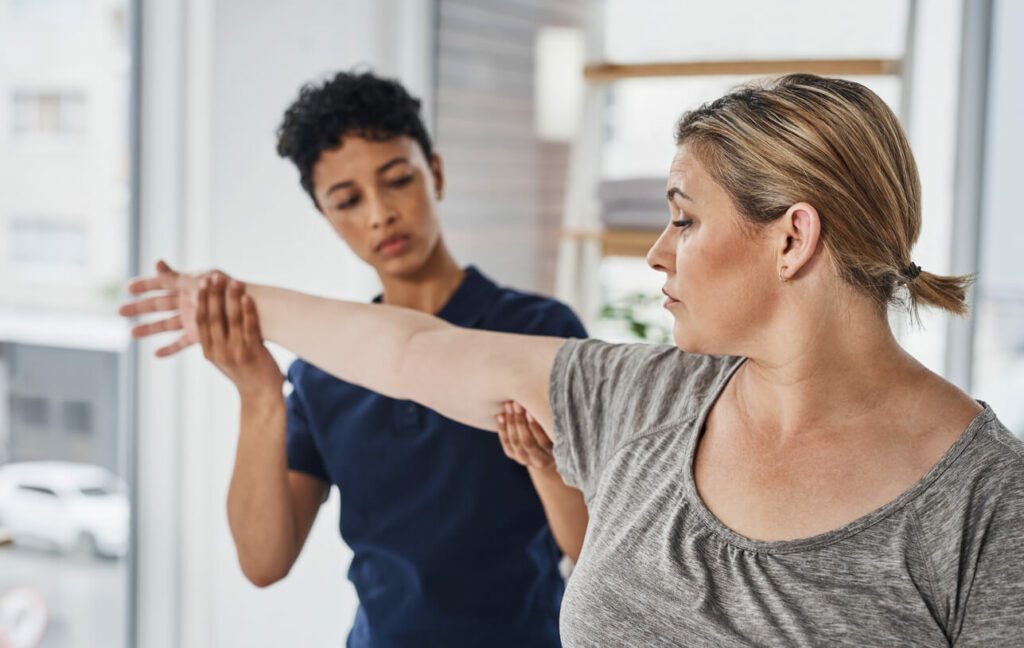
xmin=285 ymin=267 xmax=586 ymax=648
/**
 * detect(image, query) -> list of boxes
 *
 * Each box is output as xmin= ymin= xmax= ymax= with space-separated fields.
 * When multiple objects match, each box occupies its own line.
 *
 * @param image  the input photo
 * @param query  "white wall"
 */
xmin=136 ymin=1 xmax=435 ymax=646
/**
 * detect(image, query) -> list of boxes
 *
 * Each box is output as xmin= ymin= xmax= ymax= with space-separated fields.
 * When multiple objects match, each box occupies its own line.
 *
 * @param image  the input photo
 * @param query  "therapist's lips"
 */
xmin=377 ymin=234 xmax=410 ymax=258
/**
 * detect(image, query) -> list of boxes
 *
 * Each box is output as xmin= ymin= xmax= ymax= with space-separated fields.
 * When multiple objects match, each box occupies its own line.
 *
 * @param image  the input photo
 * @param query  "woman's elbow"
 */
xmin=241 ymin=563 xmax=291 ymax=588
xmin=237 ymin=554 xmax=293 ymax=588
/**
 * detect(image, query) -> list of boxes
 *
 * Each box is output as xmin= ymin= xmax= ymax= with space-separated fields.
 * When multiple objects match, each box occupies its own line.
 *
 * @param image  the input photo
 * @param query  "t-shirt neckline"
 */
xmin=682 ymin=357 xmax=997 ymax=555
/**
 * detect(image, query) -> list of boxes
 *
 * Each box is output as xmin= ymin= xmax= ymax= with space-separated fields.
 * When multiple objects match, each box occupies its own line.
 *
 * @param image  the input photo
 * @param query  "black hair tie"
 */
xmin=903 ymin=262 xmax=922 ymax=281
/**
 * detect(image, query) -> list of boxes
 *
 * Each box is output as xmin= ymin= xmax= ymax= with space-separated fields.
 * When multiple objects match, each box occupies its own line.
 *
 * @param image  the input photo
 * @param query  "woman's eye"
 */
xmin=672 ymin=219 xmax=694 ymax=229
xmin=336 ymin=197 xmax=359 ymax=210
xmin=388 ymin=175 xmax=414 ymax=188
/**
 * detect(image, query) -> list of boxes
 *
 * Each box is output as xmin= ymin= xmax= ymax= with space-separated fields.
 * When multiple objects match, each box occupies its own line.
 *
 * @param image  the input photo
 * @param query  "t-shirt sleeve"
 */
xmin=952 ymin=457 xmax=1024 ymax=645
xmin=285 ymin=361 xmax=330 ymax=483
xmin=549 ymin=339 xmax=714 ymax=502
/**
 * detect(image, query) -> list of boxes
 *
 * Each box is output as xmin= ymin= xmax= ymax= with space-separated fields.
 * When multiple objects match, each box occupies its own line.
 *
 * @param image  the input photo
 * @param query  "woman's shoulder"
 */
xmin=554 ymin=339 xmax=743 ymax=423
xmin=558 ymin=338 xmax=740 ymax=381
xmin=914 ymin=407 xmax=1024 ymax=535
xmin=968 ymin=410 xmax=1024 ymax=488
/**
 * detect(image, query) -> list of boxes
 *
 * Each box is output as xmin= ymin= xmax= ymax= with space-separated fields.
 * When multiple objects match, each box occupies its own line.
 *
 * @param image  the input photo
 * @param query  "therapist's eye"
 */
xmin=388 ymin=175 xmax=414 ymax=189
xmin=672 ymin=219 xmax=693 ymax=230
xmin=336 ymin=196 xmax=359 ymax=210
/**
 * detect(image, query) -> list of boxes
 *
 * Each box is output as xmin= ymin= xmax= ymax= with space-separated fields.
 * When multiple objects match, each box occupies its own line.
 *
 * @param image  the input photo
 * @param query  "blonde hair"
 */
xmin=674 ymin=73 xmax=971 ymax=318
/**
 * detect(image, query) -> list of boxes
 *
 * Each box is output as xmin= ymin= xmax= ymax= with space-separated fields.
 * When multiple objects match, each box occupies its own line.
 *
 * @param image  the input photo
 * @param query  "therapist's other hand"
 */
xmin=119 ymin=259 xmax=212 ymax=357
xmin=497 ymin=401 xmax=556 ymax=470
xmin=196 ymin=275 xmax=284 ymax=398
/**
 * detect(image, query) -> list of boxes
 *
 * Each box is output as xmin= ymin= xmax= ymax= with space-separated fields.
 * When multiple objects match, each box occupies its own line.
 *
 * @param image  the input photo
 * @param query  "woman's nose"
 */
xmin=646 ymin=227 xmax=674 ymax=273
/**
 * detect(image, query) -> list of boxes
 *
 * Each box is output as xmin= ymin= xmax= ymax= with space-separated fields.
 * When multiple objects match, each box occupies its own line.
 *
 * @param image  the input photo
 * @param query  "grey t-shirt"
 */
xmin=550 ymin=339 xmax=1024 ymax=647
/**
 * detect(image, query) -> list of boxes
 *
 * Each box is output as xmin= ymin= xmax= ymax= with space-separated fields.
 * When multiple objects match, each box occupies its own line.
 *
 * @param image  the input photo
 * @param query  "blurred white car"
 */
xmin=0 ymin=462 xmax=129 ymax=558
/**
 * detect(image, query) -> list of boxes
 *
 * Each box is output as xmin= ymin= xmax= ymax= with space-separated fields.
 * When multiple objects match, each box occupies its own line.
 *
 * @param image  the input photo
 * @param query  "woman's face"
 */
xmin=647 ymin=145 xmax=781 ymax=355
xmin=311 ymin=135 xmax=445 ymax=279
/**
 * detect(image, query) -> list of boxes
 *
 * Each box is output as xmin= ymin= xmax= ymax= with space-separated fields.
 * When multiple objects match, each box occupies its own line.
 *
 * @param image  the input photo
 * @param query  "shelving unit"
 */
xmin=583 ymin=58 xmax=901 ymax=83
xmin=561 ymin=227 xmax=661 ymax=258
xmin=554 ymin=3 xmax=918 ymax=325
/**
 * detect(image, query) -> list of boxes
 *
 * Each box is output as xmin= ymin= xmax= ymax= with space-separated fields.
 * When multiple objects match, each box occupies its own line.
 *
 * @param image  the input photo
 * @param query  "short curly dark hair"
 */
xmin=276 ymin=70 xmax=434 ymax=208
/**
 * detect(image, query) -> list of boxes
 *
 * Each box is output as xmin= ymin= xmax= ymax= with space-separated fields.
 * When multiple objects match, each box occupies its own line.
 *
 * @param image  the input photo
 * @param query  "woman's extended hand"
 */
xmin=496 ymin=401 xmax=556 ymax=470
xmin=119 ymin=259 xmax=212 ymax=357
xmin=196 ymin=276 xmax=284 ymax=398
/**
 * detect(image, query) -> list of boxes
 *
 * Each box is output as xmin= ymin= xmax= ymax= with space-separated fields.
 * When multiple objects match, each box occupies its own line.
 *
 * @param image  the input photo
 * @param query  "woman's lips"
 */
xmin=662 ymin=287 xmax=680 ymax=308
xmin=377 ymin=235 xmax=410 ymax=258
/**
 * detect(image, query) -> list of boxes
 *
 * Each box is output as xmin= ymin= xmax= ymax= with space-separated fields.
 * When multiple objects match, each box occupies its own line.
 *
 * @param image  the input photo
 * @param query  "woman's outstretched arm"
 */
xmin=122 ymin=262 xmax=565 ymax=437
xmin=245 ymin=280 xmax=562 ymax=434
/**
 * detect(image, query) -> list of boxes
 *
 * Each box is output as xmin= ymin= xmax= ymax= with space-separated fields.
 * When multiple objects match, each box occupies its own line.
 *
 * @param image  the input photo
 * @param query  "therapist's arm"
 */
xmin=497 ymin=403 xmax=588 ymax=561
xmin=122 ymin=262 xmax=564 ymax=438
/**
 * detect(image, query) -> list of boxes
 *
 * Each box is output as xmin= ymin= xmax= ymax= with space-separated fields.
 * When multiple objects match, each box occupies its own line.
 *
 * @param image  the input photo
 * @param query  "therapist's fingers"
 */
xmin=497 ymin=407 xmax=528 ymax=466
xmin=225 ymin=280 xmax=245 ymax=349
xmin=510 ymin=402 xmax=555 ymax=468
xmin=196 ymin=281 xmax=215 ymax=360
xmin=524 ymin=409 xmax=554 ymax=452
xmin=206 ymin=273 xmax=228 ymax=349
xmin=497 ymin=412 xmax=518 ymax=463
xmin=505 ymin=401 xmax=534 ymax=466
xmin=241 ymin=294 xmax=262 ymax=350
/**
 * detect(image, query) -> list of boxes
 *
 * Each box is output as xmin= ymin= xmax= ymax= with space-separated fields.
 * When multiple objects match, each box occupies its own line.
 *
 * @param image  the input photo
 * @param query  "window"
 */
xmin=0 ymin=0 xmax=135 ymax=645
xmin=62 ymin=401 xmax=93 ymax=435
xmin=11 ymin=395 xmax=49 ymax=429
xmin=972 ymin=0 xmax=1024 ymax=433
xmin=8 ymin=218 xmax=89 ymax=272
xmin=11 ymin=91 xmax=86 ymax=136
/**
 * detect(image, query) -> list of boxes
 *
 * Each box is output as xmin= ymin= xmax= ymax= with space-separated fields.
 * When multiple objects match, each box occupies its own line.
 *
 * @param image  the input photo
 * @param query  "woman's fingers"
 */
xmin=131 ymin=314 xmax=183 ymax=339
xmin=119 ymin=292 xmax=179 ymax=317
xmin=155 ymin=259 xmax=176 ymax=276
xmin=126 ymin=260 xmax=179 ymax=296
xmin=155 ymin=334 xmax=193 ymax=358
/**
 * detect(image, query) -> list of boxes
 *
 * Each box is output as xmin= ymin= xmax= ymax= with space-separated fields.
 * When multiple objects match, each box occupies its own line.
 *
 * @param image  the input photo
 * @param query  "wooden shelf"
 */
xmin=584 ymin=58 xmax=902 ymax=83
xmin=562 ymin=228 xmax=661 ymax=258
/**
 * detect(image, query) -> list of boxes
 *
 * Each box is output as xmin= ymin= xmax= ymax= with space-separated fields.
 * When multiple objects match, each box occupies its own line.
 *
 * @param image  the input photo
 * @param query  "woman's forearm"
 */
xmin=243 ymin=282 xmax=563 ymax=435
xmin=248 ymin=283 xmax=446 ymax=402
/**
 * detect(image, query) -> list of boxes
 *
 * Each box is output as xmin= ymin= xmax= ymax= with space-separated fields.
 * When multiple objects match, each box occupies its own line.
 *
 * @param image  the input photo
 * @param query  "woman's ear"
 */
xmin=776 ymin=202 xmax=821 ymax=281
xmin=430 ymin=153 xmax=445 ymax=200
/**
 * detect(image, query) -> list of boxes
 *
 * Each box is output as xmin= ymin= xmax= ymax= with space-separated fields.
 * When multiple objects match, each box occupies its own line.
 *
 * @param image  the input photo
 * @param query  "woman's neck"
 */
xmin=733 ymin=300 xmax=924 ymax=442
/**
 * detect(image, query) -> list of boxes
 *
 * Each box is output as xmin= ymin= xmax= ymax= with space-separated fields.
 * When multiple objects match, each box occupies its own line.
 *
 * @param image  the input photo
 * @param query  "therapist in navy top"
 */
xmin=161 ymin=70 xmax=590 ymax=647
xmin=288 ymin=266 xmax=585 ymax=646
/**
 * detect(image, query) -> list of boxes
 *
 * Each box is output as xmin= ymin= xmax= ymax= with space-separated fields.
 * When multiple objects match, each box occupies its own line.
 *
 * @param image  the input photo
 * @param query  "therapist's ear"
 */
xmin=430 ymin=153 xmax=445 ymax=201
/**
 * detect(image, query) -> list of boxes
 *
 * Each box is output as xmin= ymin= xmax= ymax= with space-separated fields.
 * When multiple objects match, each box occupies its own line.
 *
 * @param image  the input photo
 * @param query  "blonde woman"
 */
xmin=125 ymin=75 xmax=1023 ymax=645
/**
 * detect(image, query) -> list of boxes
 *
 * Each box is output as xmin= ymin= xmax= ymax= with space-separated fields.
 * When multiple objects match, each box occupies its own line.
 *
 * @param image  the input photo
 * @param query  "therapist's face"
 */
xmin=311 ymin=135 xmax=446 ymax=279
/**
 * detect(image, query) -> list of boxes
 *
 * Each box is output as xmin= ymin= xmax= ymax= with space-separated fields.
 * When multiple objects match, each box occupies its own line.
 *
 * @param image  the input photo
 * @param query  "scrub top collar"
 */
xmin=373 ymin=266 xmax=495 ymax=328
